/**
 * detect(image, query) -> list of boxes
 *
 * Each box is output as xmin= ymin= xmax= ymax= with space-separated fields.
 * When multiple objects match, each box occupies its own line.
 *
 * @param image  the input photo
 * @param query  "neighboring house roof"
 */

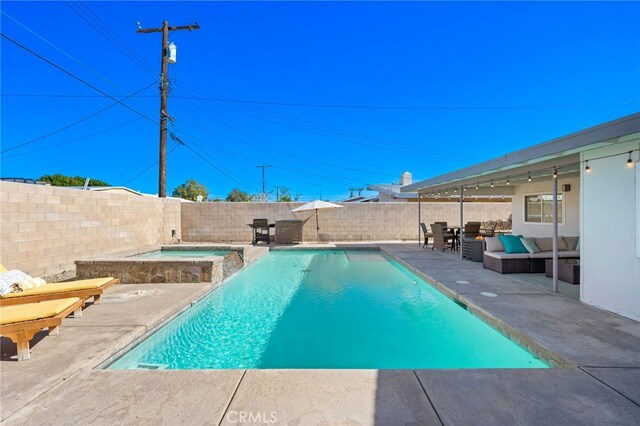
xmin=0 ymin=178 xmax=49 ymax=185
xmin=367 ymin=184 xmax=417 ymax=199
xmin=403 ymin=112 xmax=640 ymax=193
xmin=339 ymin=195 xmax=378 ymax=203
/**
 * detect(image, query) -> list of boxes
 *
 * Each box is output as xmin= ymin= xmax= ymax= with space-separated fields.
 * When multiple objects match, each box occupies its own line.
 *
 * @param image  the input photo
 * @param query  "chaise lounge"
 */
xmin=0 ymin=276 xmax=119 ymax=306
xmin=0 ymin=297 xmax=84 ymax=361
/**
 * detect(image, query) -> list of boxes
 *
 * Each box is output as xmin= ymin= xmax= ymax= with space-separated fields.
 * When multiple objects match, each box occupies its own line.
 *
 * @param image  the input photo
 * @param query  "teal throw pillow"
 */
xmin=498 ymin=234 xmax=529 ymax=254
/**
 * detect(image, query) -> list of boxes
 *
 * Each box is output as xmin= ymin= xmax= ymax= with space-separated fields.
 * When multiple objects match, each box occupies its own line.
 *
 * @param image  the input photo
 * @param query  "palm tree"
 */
xmin=356 ymin=187 xmax=364 ymax=196
xmin=348 ymin=187 xmax=357 ymax=198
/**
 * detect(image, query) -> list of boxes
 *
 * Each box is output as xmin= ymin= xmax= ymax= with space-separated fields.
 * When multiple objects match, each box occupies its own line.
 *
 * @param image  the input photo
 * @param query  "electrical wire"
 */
xmin=63 ymin=1 xmax=157 ymax=78
xmin=0 ymin=10 xmax=128 ymax=93
xmin=1 ymin=82 xmax=155 ymax=154
xmin=121 ymin=144 xmax=180 ymax=186
xmin=162 ymin=94 xmax=640 ymax=111
xmin=2 ymin=117 xmax=145 ymax=159
xmin=1 ymin=33 xmax=158 ymax=125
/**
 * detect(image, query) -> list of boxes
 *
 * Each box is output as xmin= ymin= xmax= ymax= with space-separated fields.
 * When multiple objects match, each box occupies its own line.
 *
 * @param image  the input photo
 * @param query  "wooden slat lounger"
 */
xmin=0 ymin=297 xmax=84 ymax=361
xmin=0 ymin=277 xmax=119 ymax=307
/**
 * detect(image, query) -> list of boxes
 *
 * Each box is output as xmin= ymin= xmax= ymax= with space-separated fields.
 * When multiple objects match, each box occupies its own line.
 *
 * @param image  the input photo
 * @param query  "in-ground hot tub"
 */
xmin=75 ymin=245 xmax=268 ymax=284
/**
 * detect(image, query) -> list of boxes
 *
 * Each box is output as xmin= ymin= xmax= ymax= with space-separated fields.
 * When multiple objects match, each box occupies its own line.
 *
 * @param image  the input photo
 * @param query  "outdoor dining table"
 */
xmin=446 ymin=226 xmax=461 ymax=250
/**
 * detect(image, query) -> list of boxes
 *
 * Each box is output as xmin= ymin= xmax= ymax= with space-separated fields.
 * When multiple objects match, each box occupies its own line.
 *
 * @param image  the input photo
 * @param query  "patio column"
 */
xmin=552 ymin=168 xmax=559 ymax=292
xmin=459 ymin=185 xmax=464 ymax=261
xmin=418 ymin=193 xmax=422 ymax=247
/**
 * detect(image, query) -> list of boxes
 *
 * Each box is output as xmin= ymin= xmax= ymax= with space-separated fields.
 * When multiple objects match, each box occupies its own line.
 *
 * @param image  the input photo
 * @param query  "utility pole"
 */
xmin=138 ymin=21 xmax=200 ymax=197
xmin=274 ymin=185 xmax=281 ymax=201
xmin=256 ymin=165 xmax=271 ymax=201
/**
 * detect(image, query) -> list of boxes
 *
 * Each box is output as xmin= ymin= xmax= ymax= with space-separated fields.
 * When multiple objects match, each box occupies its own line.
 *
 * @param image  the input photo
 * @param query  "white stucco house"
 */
xmin=403 ymin=113 xmax=640 ymax=321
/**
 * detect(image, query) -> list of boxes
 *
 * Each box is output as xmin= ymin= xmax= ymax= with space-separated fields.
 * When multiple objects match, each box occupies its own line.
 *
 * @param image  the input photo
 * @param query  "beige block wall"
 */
xmin=0 ymin=182 xmax=181 ymax=276
xmin=181 ymin=202 xmax=512 ymax=243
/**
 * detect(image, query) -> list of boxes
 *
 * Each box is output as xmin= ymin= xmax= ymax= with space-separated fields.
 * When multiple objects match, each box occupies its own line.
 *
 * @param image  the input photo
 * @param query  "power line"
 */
xmin=169 ymin=85 xmax=392 ymax=181
xmin=0 ymin=10 xmax=127 ymax=93
xmin=157 ymin=95 xmax=640 ymax=111
xmin=63 ymin=1 xmax=157 ymax=78
xmin=121 ymin=144 xmax=180 ymax=186
xmin=2 ymin=117 xmax=144 ymax=159
xmin=1 ymin=33 xmax=158 ymax=124
xmin=1 ymin=82 xmax=155 ymax=154
xmin=6 ymin=92 xmax=638 ymax=112
xmin=174 ymin=82 xmax=479 ymax=162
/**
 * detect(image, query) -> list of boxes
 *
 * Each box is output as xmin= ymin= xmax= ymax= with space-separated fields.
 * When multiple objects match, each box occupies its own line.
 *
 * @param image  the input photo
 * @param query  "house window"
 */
xmin=525 ymin=194 xmax=563 ymax=223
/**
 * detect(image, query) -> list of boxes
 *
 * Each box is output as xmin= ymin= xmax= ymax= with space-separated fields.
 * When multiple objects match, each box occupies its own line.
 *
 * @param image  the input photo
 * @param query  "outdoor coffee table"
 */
xmin=545 ymin=259 xmax=580 ymax=284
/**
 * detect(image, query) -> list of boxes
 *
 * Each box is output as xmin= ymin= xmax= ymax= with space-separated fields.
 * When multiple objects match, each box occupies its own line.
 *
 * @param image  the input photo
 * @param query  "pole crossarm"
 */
xmin=137 ymin=23 xmax=200 ymax=34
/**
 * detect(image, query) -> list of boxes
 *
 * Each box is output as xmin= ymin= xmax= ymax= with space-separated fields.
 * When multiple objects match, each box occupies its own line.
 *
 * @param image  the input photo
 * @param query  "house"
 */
xmin=402 ymin=113 xmax=640 ymax=321
xmin=367 ymin=171 xmax=419 ymax=202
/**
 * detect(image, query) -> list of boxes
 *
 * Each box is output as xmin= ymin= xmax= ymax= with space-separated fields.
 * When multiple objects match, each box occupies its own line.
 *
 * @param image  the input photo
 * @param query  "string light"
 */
xmin=463 ymin=186 xmax=467 ymax=191
xmin=490 ymin=179 xmax=494 ymax=188
xmin=553 ymin=167 xmax=558 ymax=179
xmin=506 ymin=175 xmax=510 ymax=185
xmin=585 ymin=160 xmax=591 ymax=173
xmin=627 ymin=151 xmax=634 ymax=168
xmin=475 ymin=181 xmax=479 ymax=189
xmin=528 ymin=172 xmax=532 ymax=182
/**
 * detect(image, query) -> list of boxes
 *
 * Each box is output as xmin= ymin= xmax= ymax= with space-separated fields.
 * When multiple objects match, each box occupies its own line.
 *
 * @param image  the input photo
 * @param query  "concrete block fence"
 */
xmin=181 ymin=202 xmax=511 ymax=243
xmin=1 ymin=181 xmax=511 ymax=276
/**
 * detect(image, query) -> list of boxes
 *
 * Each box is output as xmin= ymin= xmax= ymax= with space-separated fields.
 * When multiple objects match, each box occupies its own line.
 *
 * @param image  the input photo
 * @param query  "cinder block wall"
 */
xmin=181 ymin=202 xmax=512 ymax=242
xmin=0 ymin=182 xmax=181 ymax=276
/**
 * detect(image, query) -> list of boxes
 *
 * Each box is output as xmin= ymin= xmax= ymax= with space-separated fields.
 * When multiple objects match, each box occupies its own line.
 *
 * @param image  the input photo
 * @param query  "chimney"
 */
xmin=400 ymin=171 xmax=412 ymax=186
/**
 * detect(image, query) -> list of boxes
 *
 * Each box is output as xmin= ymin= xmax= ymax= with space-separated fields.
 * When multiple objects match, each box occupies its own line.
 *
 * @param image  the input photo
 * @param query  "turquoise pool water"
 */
xmin=109 ymin=250 xmax=547 ymax=369
xmin=131 ymin=250 xmax=230 ymax=259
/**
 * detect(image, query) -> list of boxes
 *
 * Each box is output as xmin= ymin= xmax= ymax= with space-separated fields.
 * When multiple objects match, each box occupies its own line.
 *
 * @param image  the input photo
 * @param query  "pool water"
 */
xmin=131 ymin=250 xmax=230 ymax=259
xmin=109 ymin=250 xmax=547 ymax=369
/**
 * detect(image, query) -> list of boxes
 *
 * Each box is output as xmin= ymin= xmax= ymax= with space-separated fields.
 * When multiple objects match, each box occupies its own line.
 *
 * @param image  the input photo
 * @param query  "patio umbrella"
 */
xmin=291 ymin=200 xmax=343 ymax=242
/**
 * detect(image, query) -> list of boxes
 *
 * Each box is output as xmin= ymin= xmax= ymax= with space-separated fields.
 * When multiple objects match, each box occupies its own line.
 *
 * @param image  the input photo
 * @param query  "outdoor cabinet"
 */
xmin=275 ymin=220 xmax=304 ymax=244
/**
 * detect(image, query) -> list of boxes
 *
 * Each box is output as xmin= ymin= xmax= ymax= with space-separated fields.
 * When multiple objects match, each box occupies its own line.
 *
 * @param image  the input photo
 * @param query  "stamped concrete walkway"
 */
xmin=1 ymin=243 xmax=639 ymax=425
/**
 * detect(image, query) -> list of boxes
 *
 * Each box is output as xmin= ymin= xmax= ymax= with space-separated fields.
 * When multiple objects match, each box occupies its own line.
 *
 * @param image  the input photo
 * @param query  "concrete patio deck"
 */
xmin=1 ymin=243 xmax=639 ymax=425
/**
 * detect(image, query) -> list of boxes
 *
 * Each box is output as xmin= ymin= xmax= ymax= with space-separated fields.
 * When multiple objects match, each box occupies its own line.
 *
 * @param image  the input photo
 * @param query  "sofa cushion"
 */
xmin=535 ymin=237 xmax=553 ymax=252
xmin=520 ymin=237 xmax=540 ymax=254
xmin=563 ymin=236 xmax=579 ymax=251
xmin=559 ymin=250 xmax=580 ymax=258
xmin=484 ymin=251 xmax=530 ymax=260
xmin=529 ymin=250 xmax=580 ymax=259
xmin=484 ymin=237 xmax=504 ymax=252
xmin=499 ymin=234 xmax=528 ymax=254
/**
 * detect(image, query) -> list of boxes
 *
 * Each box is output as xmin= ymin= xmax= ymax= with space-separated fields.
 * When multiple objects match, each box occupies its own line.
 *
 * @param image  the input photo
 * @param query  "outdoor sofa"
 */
xmin=483 ymin=235 xmax=580 ymax=274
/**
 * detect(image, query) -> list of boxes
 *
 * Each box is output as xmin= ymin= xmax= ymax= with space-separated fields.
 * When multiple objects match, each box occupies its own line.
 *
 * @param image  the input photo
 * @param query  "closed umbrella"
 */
xmin=291 ymin=200 xmax=343 ymax=242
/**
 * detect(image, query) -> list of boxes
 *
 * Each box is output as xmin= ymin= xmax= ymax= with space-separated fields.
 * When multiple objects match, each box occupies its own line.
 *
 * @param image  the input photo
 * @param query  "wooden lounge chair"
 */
xmin=420 ymin=223 xmax=432 ymax=248
xmin=431 ymin=223 xmax=454 ymax=252
xmin=0 ymin=297 xmax=84 ymax=361
xmin=0 ymin=277 xmax=118 ymax=307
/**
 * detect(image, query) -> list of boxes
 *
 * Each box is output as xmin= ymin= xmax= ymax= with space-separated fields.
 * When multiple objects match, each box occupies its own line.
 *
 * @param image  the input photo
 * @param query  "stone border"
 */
xmin=74 ymin=244 xmax=270 ymax=284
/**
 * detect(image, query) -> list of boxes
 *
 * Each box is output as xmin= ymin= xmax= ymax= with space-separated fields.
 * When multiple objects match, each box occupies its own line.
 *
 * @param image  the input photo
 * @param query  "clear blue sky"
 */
xmin=2 ymin=1 xmax=639 ymax=200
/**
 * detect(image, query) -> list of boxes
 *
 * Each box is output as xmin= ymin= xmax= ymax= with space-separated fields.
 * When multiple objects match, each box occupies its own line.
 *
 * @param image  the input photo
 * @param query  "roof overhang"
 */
xmin=403 ymin=112 xmax=640 ymax=194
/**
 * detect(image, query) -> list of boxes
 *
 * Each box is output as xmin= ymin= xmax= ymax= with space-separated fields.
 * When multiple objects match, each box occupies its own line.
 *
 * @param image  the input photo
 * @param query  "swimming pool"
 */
xmin=109 ymin=250 xmax=547 ymax=369
xmin=130 ymin=250 xmax=230 ymax=259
